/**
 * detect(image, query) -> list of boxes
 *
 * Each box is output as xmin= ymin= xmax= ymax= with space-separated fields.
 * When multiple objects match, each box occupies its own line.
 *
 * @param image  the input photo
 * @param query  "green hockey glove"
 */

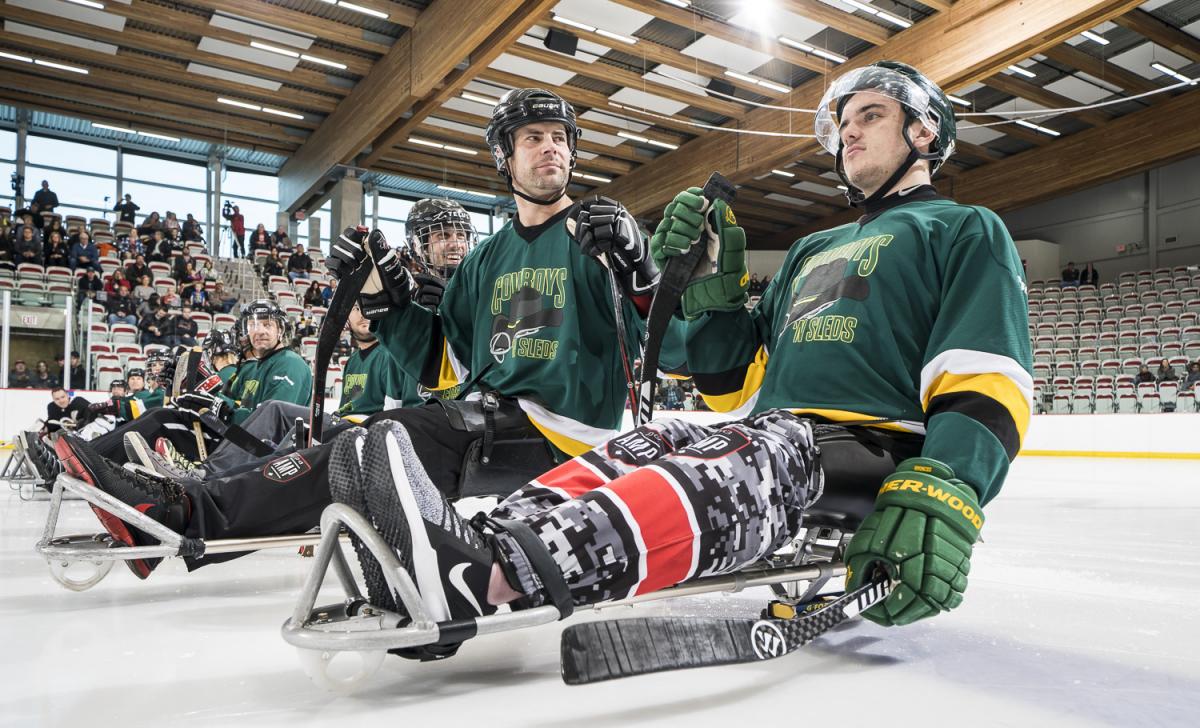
xmin=844 ymin=457 xmax=984 ymax=627
xmin=649 ymin=187 xmax=748 ymax=319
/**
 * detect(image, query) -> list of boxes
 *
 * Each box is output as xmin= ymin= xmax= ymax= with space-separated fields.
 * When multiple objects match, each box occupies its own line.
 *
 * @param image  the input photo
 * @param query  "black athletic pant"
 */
xmin=90 ymin=408 xmax=219 ymax=465
xmin=181 ymin=400 xmax=552 ymax=569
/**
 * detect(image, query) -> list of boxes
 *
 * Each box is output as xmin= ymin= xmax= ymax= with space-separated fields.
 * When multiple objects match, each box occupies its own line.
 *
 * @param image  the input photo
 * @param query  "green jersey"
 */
xmin=686 ymin=191 xmax=1031 ymax=504
xmin=337 ymin=341 xmax=411 ymax=416
xmin=216 ymin=364 xmax=237 ymax=387
xmin=232 ymin=347 xmax=312 ymax=424
xmin=378 ymin=206 xmax=683 ymax=456
xmin=117 ymin=386 xmax=165 ymax=420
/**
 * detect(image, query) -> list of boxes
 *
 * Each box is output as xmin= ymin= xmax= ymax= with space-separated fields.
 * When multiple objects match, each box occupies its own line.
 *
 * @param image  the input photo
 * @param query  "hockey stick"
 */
xmin=309 ymin=235 xmax=375 ymax=446
xmin=633 ymin=172 xmax=736 ymax=425
xmin=559 ymin=575 xmax=892 ymax=685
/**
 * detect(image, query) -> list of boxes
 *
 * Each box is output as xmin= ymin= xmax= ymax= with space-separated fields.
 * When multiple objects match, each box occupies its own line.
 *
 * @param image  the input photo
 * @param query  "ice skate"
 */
xmin=55 ymin=435 xmax=191 ymax=579
xmin=21 ymin=430 xmax=63 ymax=486
xmin=155 ymin=437 xmax=204 ymax=479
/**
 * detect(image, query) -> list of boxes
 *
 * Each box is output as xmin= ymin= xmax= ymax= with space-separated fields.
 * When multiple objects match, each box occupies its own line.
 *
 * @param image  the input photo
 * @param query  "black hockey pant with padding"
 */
xmin=180 ymin=399 xmax=556 ymax=569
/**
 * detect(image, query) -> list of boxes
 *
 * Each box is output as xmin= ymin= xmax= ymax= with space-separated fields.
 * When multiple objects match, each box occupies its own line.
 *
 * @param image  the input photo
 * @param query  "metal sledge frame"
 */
xmin=281 ymin=502 xmax=853 ymax=693
xmin=3 ymin=436 xmax=79 ymax=502
xmin=35 ymin=473 xmax=341 ymax=592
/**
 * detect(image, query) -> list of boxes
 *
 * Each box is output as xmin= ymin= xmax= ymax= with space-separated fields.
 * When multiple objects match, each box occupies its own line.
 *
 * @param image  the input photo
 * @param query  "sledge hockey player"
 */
xmin=318 ymin=62 xmax=1031 ymax=647
xmin=54 ymin=88 xmax=679 ymax=579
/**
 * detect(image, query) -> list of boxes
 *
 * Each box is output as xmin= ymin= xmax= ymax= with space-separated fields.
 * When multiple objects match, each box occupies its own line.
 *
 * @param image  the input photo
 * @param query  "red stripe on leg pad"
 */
xmin=604 ymin=469 xmax=694 ymax=595
xmin=534 ymin=459 xmax=607 ymax=498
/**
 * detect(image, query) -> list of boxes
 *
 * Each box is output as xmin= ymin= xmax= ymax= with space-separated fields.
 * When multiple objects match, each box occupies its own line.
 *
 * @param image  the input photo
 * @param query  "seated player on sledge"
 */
xmin=51 ymin=89 xmax=685 ymax=580
xmin=318 ymin=61 xmax=1031 ymax=646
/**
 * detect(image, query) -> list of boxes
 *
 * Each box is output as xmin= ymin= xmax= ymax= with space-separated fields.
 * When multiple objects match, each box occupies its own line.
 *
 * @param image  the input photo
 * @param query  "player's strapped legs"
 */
xmin=491 ymin=417 xmax=714 ymax=521
xmin=88 ymin=408 xmax=219 ymax=464
xmin=493 ymin=410 xmax=821 ymax=607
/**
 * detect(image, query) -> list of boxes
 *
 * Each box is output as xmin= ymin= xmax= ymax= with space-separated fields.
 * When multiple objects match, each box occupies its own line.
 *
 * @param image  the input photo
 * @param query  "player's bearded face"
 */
xmin=347 ymin=306 xmax=374 ymax=343
xmin=509 ymin=121 xmax=571 ymax=199
xmin=427 ymin=227 xmax=468 ymax=268
xmin=838 ymin=94 xmax=927 ymax=196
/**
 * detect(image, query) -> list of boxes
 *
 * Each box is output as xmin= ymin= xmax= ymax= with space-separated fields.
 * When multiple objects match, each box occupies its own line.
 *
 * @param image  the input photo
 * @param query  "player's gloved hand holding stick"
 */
xmin=173 ymin=390 xmax=232 ymax=424
xmin=329 ymin=227 xmax=414 ymax=320
xmin=567 ymin=196 xmax=658 ymax=298
xmin=844 ymin=457 xmax=984 ymax=626
xmin=649 ymin=186 xmax=748 ymax=319
xmin=412 ymin=273 xmax=446 ymax=310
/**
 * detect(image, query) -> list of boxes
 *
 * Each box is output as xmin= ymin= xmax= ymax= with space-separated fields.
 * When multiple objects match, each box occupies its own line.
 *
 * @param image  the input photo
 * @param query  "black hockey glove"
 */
xmin=412 ymin=272 xmax=446 ymax=310
xmin=174 ymin=390 xmax=232 ymax=423
xmin=358 ymin=229 xmax=414 ymax=320
xmin=567 ymin=196 xmax=659 ymax=298
xmin=87 ymin=399 xmax=117 ymax=418
xmin=327 ymin=226 xmax=370 ymax=281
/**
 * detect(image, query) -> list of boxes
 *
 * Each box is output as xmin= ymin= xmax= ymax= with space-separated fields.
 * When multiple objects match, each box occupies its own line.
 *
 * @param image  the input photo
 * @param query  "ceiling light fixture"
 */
xmin=553 ymin=15 xmax=595 ymax=32
xmin=770 ymin=169 xmax=795 ymax=178
xmin=337 ymin=2 xmax=388 ymax=20
xmin=1015 ymin=119 xmax=1061 ymax=137
xmin=408 ymin=138 xmax=477 ymax=155
xmin=660 ymin=0 xmax=690 ymax=7
xmin=437 ymin=185 xmax=493 ymax=198
xmin=218 ymin=97 xmax=262 ymax=111
xmin=725 ymin=69 xmax=792 ymax=94
xmin=1007 ymin=64 xmax=1037 ymax=78
xmin=617 ymin=131 xmax=650 ymax=143
xmin=778 ymin=36 xmax=845 ymax=63
xmin=65 ymin=0 xmax=104 ymax=8
xmin=1080 ymin=30 xmax=1110 ymax=45
xmin=251 ymin=41 xmax=300 ymax=58
xmin=946 ymin=94 xmax=970 ymax=107
xmin=34 ymin=59 xmax=89 ymax=74
xmin=301 ymin=54 xmax=347 ymax=70
xmin=462 ymin=91 xmax=499 ymax=105
xmin=0 ymin=51 xmax=34 ymax=63
xmin=647 ymin=138 xmax=678 ymax=150
xmin=92 ymin=122 xmax=134 ymax=134
xmin=576 ymin=173 xmax=612 ymax=183
xmin=1150 ymin=62 xmax=1197 ymax=85
xmin=595 ymin=28 xmax=637 ymax=45
xmin=137 ymin=130 xmax=181 ymax=142
xmin=261 ymin=107 xmax=305 ymax=120
xmin=839 ymin=0 xmax=912 ymax=29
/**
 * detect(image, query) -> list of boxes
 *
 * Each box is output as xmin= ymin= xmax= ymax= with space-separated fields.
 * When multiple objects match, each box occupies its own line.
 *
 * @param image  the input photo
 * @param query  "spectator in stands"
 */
xmin=1184 ymin=362 xmax=1200 ymax=391
xmin=262 ymin=248 xmax=284 ymax=281
xmin=32 ymin=360 xmax=58 ymax=388
xmin=1156 ymin=361 xmax=1178 ymax=383
xmin=212 ymin=282 xmax=237 ymax=313
xmin=116 ymin=230 xmax=144 ymax=260
xmin=222 ymin=204 xmax=246 ymax=258
xmin=201 ymin=258 xmax=218 ymax=282
xmin=69 ymin=230 xmax=101 ymax=272
xmin=14 ymin=213 xmax=42 ymax=247
xmin=56 ymin=351 xmax=84 ymax=387
xmin=32 ymin=180 xmax=59 ymax=213
xmin=164 ymin=212 xmax=181 ymax=240
xmin=182 ymin=213 xmax=203 ymax=243
xmin=248 ymin=223 xmax=272 ymax=255
xmin=104 ymin=269 xmax=132 ymax=298
xmin=126 ymin=254 xmax=150 ymax=283
xmin=302 ymin=280 xmax=324 ymax=308
xmin=178 ymin=262 xmax=204 ymax=300
xmin=137 ymin=211 xmax=163 ymax=238
xmin=1135 ymin=364 xmax=1155 ymax=385
xmin=173 ymin=303 xmax=199 ymax=346
xmin=1061 ymin=261 xmax=1079 ymax=287
xmin=172 ymin=251 xmax=194 ymax=282
xmin=113 ymin=194 xmax=139 ymax=224
xmin=1081 ymin=262 xmax=1099 ymax=286
xmin=106 ymin=286 xmax=137 ymax=326
xmin=287 ymin=242 xmax=312 ymax=282
xmin=43 ymin=231 xmax=69 ymax=268
xmin=132 ymin=274 xmax=154 ymax=303
xmin=271 ymin=225 xmax=291 ymax=252
xmin=185 ymin=283 xmax=209 ymax=311
xmin=9 ymin=360 xmax=32 ymax=388
xmin=139 ymin=305 xmax=173 ymax=347
xmin=44 ymin=216 xmax=67 ymax=242
xmin=75 ymin=268 xmax=102 ymax=308
xmin=15 ymin=224 xmax=42 ymax=265
xmin=322 ymin=278 xmax=335 ymax=306
xmin=137 ymin=292 xmax=160 ymax=320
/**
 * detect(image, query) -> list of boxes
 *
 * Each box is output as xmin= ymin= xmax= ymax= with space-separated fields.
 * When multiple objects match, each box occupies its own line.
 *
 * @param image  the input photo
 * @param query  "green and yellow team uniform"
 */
xmin=337 ymin=341 xmax=411 ymax=416
xmin=231 ymin=347 xmax=312 ymax=425
xmin=378 ymin=207 xmax=684 ymax=457
xmin=687 ymin=193 xmax=1032 ymax=503
xmin=220 ymin=358 xmax=256 ymax=410
xmin=117 ymin=386 xmax=165 ymax=420
xmin=216 ymin=363 xmax=237 ymax=387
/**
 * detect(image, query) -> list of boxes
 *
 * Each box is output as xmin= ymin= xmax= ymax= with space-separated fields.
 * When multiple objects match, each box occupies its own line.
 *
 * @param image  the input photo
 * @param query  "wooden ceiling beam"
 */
xmin=596 ymin=0 xmax=1147 ymax=217
xmin=183 ymin=0 xmax=394 ymax=53
xmin=356 ymin=0 xmax=561 ymax=169
xmin=608 ymin=0 xmax=837 ymax=75
xmin=921 ymin=0 xmax=954 ymax=11
xmin=374 ymin=163 xmax=510 ymax=198
xmin=1113 ymin=8 xmax=1200 ymax=63
xmin=779 ymin=0 xmax=893 ymax=46
xmin=507 ymin=43 xmax=749 ymax=119
xmin=0 ymin=92 xmax=298 ymax=156
xmin=983 ymin=73 xmax=1113 ymax=126
xmin=1041 ymin=43 xmax=1160 ymax=95
xmin=279 ymin=0 xmax=527 ymax=211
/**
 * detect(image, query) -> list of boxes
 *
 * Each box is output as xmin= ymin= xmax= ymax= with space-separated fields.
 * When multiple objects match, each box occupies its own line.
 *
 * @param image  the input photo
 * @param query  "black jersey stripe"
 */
xmin=927 ymin=391 xmax=1021 ymax=461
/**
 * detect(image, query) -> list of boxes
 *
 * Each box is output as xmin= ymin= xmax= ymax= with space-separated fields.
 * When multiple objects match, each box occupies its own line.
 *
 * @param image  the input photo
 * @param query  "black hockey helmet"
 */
xmin=485 ymin=88 xmax=581 ymax=205
xmin=203 ymin=327 xmax=240 ymax=365
xmin=126 ymin=367 xmax=145 ymax=379
xmin=405 ymin=198 xmax=477 ymax=277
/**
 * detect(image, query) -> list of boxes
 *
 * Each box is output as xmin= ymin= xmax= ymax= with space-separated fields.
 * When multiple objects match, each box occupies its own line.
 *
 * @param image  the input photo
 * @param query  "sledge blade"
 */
xmin=560 ymin=617 xmax=757 ymax=685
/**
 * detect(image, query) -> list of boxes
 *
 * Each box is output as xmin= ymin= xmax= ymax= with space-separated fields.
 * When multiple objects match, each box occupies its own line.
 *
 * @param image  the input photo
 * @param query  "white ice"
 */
xmin=3 ymin=457 xmax=1199 ymax=727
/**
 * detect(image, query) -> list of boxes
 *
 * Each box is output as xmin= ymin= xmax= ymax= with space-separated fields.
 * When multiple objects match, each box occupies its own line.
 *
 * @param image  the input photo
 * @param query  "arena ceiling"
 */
xmin=1 ymin=0 xmax=1198 ymax=247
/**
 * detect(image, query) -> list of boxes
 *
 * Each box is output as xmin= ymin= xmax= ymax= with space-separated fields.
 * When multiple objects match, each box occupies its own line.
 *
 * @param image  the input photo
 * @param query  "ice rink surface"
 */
xmin=3 ymin=456 xmax=1199 ymax=728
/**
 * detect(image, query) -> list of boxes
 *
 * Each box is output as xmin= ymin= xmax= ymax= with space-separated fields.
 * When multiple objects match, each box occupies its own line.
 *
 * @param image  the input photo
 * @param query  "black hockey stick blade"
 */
xmin=633 ymin=171 xmax=736 ymax=425
xmin=309 ymin=250 xmax=374 ymax=445
xmin=560 ymin=576 xmax=892 ymax=685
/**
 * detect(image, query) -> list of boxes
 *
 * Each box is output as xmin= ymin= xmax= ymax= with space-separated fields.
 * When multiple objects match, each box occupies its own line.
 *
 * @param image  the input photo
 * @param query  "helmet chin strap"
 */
xmin=508 ymin=171 xmax=572 ymax=206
